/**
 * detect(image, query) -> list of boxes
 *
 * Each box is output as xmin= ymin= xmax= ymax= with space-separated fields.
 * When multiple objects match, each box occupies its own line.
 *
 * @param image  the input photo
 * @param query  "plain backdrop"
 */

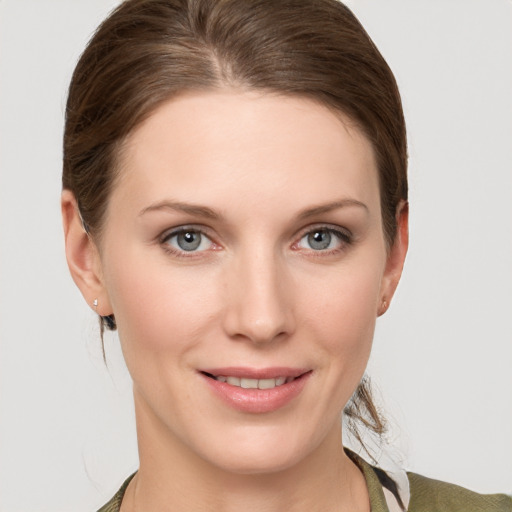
xmin=0 ymin=1 xmax=511 ymax=510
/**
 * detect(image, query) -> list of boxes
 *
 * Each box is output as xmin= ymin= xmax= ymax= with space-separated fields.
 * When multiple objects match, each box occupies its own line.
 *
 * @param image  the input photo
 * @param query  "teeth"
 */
xmin=241 ymin=378 xmax=258 ymax=389
xmin=226 ymin=376 xmax=240 ymax=386
xmin=258 ymin=378 xmax=276 ymax=389
xmin=216 ymin=376 xmax=293 ymax=389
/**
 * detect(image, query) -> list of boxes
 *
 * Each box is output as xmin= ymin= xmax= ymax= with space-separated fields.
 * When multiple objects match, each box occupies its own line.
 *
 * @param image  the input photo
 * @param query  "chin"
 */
xmin=210 ymin=450 xmax=303 ymax=476
xmin=198 ymin=427 xmax=317 ymax=476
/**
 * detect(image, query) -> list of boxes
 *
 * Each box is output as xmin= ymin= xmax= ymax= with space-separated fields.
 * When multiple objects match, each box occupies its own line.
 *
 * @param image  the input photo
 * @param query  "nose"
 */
xmin=222 ymin=248 xmax=295 ymax=345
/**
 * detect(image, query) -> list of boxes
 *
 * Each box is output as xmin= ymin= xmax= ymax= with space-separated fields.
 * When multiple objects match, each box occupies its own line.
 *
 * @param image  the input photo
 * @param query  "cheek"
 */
xmin=105 ymin=253 xmax=220 ymax=357
xmin=303 ymin=263 xmax=383 ymax=344
xmin=298 ymin=257 xmax=384 ymax=398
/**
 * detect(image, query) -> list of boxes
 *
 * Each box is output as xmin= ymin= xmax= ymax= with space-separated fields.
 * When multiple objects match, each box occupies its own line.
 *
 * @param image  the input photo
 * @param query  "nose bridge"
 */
xmin=223 ymin=243 xmax=293 ymax=344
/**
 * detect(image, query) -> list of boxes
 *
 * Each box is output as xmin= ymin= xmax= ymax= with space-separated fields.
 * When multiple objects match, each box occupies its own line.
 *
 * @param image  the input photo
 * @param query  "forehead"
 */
xmin=114 ymin=90 xmax=380 ymax=217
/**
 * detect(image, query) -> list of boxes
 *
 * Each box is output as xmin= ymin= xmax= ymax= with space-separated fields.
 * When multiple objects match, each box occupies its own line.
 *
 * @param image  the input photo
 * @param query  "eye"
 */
xmin=162 ymin=229 xmax=213 ymax=253
xmin=297 ymin=227 xmax=350 ymax=251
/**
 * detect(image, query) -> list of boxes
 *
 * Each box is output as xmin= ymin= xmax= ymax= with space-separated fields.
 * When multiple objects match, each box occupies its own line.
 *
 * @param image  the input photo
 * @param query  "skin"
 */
xmin=62 ymin=90 xmax=408 ymax=512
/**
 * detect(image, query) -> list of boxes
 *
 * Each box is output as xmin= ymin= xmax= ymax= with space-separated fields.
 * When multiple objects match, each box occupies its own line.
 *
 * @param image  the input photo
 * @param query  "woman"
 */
xmin=60 ymin=0 xmax=511 ymax=511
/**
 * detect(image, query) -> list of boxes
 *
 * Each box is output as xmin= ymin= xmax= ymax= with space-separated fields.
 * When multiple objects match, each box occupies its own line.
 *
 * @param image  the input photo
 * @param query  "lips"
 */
xmin=199 ymin=367 xmax=312 ymax=413
xmin=211 ymin=375 xmax=291 ymax=389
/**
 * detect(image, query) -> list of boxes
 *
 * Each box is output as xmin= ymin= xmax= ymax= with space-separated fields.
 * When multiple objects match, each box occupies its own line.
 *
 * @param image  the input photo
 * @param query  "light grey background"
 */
xmin=0 ymin=1 xmax=510 ymax=510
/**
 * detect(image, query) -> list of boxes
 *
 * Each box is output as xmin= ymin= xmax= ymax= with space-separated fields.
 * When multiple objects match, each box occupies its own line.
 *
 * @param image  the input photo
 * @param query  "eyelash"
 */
xmin=293 ymin=226 xmax=353 ymax=256
xmin=159 ymin=226 xmax=217 ymax=258
xmin=158 ymin=225 xmax=353 ymax=258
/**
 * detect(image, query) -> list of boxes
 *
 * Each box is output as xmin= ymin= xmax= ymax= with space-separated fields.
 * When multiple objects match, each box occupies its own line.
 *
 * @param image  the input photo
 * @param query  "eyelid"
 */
xmin=296 ymin=223 xmax=352 ymax=242
xmin=156 ymin=223 xmax=352 ymax=256
xmin=159 ymin=224 xmax=213 ymax=242
xmin=292 ymin=224 xmax=353 ymax=252
xmin=158 ymin=224 xmax=221 ymax=256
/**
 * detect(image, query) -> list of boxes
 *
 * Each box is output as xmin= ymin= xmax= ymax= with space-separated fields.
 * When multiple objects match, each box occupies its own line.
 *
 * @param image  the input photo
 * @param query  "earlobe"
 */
xmin=378 ymin=201 xmax=409 ymax=316
xmin=61 ymin=190 xmax=112 ymax=316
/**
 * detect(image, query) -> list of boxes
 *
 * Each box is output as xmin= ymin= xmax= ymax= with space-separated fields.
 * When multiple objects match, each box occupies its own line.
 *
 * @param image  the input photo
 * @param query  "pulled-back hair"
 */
xmin=63 ymin=0 xmax=408 ymax=455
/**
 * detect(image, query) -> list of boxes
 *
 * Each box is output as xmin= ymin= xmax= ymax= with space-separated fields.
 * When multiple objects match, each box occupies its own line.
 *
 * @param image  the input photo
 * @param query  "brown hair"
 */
xmin=63 ymin=0 xmax=407 ymax=453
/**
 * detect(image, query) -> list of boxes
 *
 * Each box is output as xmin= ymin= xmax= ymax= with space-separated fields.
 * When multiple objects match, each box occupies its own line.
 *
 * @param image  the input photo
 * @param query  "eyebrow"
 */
xmin=139 ymin=198 xmax=368 ymax=220
xmin=139 ymin=200 xmax=221 ymax=220
xmin=297 ymin=199 xmax=369 ymax=219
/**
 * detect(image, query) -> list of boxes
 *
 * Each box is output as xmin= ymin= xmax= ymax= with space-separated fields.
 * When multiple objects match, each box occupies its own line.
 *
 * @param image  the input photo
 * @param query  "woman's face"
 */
xmin=87 ymin=91 xmax=406 ymax=474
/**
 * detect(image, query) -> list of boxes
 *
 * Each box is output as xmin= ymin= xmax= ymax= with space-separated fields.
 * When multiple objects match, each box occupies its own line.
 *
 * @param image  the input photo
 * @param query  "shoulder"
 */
xmin=96 ymin=473 xmax=135 ymax=512
xmin=407 ymin=472 xmax=512 ymax=512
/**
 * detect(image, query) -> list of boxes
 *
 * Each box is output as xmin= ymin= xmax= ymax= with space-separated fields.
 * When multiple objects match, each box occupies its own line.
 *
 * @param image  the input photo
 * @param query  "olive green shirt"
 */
xmin=97 ymin=455 xmax=512 ymax=512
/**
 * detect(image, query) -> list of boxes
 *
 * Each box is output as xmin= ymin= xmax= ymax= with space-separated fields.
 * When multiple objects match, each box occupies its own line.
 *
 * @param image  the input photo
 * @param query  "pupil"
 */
xmin=309 ymin=230 xmax=331 ymax=250
xmin=178 ymin=231 xmax=201 ymax=251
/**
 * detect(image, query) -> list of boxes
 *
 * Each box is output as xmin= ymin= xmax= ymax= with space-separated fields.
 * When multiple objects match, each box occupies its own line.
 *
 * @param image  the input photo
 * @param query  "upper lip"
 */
xmin=199 ymin=367 xmax=310 ymax=379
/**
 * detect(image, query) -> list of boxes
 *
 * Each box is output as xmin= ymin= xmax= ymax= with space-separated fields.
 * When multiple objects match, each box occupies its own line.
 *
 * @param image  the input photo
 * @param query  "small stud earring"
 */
xmin=93 ymin=299 xmax=98 ymax=308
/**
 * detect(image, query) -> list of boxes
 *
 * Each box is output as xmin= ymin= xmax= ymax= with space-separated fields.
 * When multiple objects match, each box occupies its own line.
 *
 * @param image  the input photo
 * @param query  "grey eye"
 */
xmin=177 ymin=231 xmax=201 ymax=251
xmin=297 ymin=228 xmax=348 ymax=252
xmin=307 ymin=230 xmax=332 ymax=250
xmin=165 ymin=230 xmax=212 ymax=252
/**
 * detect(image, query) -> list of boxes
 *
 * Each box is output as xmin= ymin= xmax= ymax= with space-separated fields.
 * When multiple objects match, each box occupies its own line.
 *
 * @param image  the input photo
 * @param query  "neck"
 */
xmin=122 ymin=390 xmax=369 ymax=512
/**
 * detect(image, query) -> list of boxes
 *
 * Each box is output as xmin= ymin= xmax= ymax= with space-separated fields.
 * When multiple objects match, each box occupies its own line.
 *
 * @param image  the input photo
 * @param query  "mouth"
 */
xmin=201 ymin=372 xmax=298 ymax=390
xmin=199 ymin=367 xmax=312 ymax=413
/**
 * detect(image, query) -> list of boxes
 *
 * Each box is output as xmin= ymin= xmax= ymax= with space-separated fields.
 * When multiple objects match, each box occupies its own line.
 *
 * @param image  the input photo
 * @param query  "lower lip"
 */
xmin=201 ymin=372 xmax=312 ymax=414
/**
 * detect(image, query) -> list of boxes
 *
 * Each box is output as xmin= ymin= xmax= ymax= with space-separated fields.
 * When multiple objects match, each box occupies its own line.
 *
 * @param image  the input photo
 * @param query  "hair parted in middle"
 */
xmin=63 ymin=0 xmax=408 ymax=458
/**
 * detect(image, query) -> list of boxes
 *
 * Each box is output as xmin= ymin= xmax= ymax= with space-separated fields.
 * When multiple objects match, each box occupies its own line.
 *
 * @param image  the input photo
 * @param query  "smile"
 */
xmin=204 ymin=374 xmax=295 ymax=389
xmin=200 ymin=368 xmax=312 ymax=413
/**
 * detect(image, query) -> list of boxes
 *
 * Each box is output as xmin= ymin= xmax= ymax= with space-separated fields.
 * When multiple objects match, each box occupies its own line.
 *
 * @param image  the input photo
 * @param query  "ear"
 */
xmin=378 ymin=200 xmax=409 ymax=316
xmin=61 ymin=190 xmax=113 ymax=316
